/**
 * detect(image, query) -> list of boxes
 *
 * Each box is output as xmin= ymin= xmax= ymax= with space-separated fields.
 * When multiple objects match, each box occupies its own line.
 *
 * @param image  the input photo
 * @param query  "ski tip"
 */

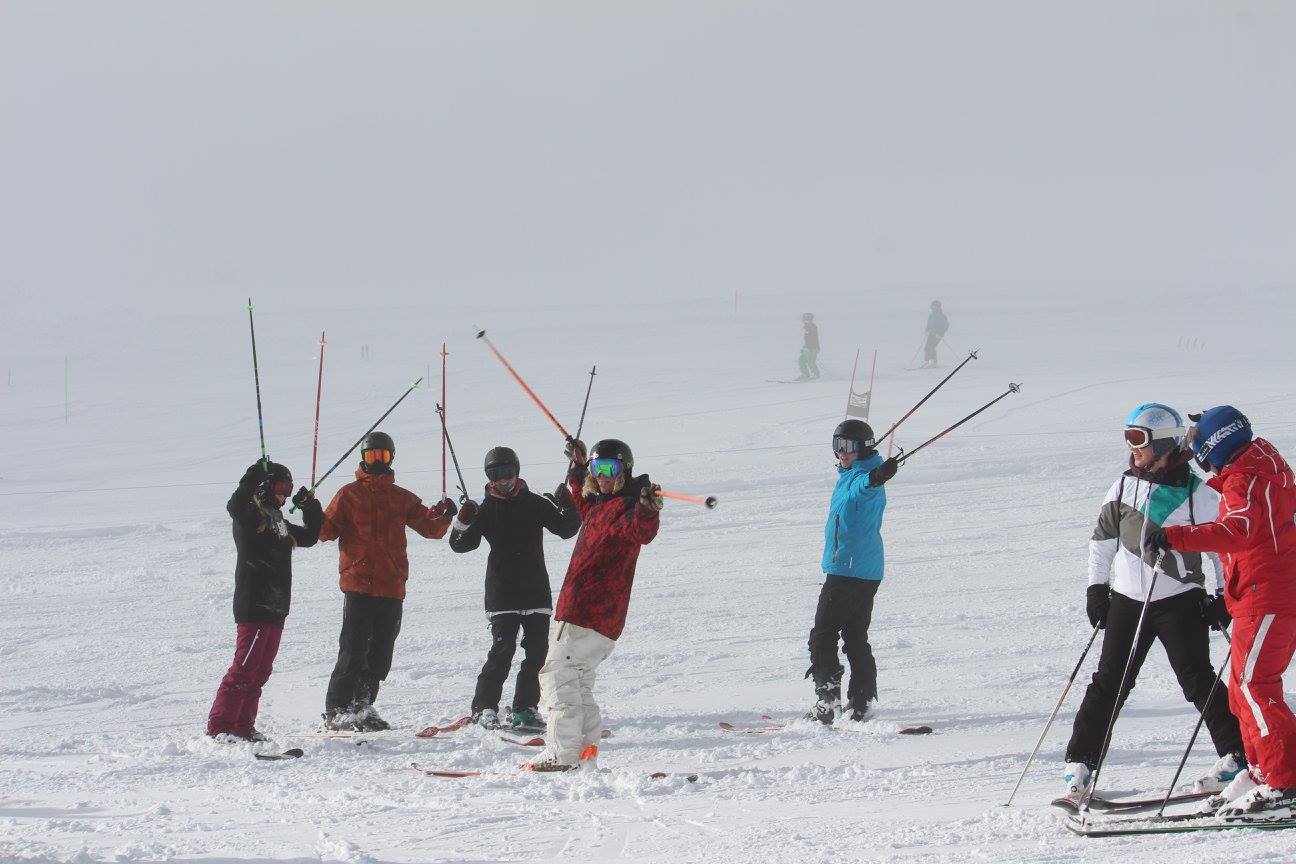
xmin=283 ymin=747 xmax=304 ymax=757
xmin=898 ymin=725 xmax=933 ymax=735
xmin=704 ymin=496 xmax=718 ymax=509
xmin=718 ymin=722 xmax=735 ymax=730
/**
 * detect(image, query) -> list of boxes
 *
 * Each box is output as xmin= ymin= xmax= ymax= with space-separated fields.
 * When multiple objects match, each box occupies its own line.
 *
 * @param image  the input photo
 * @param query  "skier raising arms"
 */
xmin=1060 ymin=403 xmax=1244 ymax=806
xmin=1148 ymin=406 xmax=1296 ymax=820
xmin=207 ymin=461 xmax=322 ymax=741
xmin=317 ymin=431 xmax=457 ymax=732
xmin=527 ymin=437 xmax=661 ymax=771
xmin=448 ymin=446 xmax=581 ymax=730
xmin=807 ymin=419 xmax=899 ymax=724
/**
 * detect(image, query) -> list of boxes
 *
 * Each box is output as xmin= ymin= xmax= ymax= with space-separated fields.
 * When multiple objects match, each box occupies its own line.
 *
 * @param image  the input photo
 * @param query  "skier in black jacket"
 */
xmin=207 ymin=461 xmax=322 ymax=740
xmin=449 ymin=446 xmax=581 ymax=730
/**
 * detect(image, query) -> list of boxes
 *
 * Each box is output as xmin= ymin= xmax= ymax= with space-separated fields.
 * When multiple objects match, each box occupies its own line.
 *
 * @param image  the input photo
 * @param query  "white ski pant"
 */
xmin=539 ymin=620 xmax=616 ymax=765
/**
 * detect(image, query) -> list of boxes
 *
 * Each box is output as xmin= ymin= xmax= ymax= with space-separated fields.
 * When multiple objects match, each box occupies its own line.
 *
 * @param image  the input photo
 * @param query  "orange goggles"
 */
xmin=362 ymin=449 xmax=393 ymax=465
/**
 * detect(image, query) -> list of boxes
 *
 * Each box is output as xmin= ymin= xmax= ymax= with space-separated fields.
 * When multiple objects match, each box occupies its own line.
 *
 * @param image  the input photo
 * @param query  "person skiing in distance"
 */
xmin=797 ymin=313 xmax=821 ymax=381
xmin=317 ymin=431 xmax=457 ymax=732
xmin=527 ymin=437 xmax=661 ymax=771
xmin=207 ymin=461 xmax=322 ymax=741
xmin=449 ymin=446 xmax=581 ymax=731
xmin=1146 ymin=406 xmax=1296 ymax=820
xmin=807 ymin=419 xmax=899 ymax=724
xmin=922 ymin=301 xmax=948 ymax=368
xmin=1058 ymin=403 xmax=1243 ymax=807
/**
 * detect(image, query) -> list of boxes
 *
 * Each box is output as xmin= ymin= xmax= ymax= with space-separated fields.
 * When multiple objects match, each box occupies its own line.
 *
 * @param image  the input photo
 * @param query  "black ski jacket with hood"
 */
xmin=227 ymin=472 xmax=323 ymax=624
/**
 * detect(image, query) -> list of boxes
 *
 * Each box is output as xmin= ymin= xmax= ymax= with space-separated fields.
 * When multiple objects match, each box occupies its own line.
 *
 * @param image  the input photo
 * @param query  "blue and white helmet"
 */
xmin=1124 ymin=403 xmax=1187 ymax=455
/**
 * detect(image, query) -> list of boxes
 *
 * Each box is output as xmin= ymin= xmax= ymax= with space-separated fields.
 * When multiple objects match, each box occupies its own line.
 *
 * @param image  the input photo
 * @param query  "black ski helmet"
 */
xmin=258 ymin=462 xmax=293 ymax=498
xmin=833 ymin=419 xmax=876 ymax=455
xmin=484 ymin=446 xmax=520 ymax=481
xmin=589 ymin=439 xmax=633 ymax=474
xmin=363 ymin=431 xmax=395 ymax=456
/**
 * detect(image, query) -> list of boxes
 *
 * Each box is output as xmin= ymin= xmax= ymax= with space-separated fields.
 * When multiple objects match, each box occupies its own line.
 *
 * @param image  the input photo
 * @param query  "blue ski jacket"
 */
xmin=821 ymin=453 xmax=887 ymax=581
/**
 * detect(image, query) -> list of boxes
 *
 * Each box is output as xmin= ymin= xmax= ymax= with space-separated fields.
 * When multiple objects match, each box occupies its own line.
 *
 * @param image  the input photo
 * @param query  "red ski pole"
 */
xmin=440 ymin=342 xmax=448 ymax=501
xmin=476 ymin=330 xmax=572 ymax=439
xmin=656 ymin=490 xmax=718 ymax=509
xmin=310 ymin=330 xmax=326 ymax=487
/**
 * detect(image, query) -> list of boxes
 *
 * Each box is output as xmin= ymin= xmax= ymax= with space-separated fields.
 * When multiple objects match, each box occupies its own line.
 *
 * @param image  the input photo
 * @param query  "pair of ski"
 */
xmin=412 ymin=763 xmax=698 ymax=783
xmin=718 ymin=716 xmax=933 ymax=736
xmin=1067 ymin=809 xmax=1296 ymax=837
xmin=415 ymin=716 xmax=546 ymax=739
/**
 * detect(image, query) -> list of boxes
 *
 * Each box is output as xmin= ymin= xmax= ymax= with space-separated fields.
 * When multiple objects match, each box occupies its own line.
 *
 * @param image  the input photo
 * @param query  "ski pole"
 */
xmin=575 ymin=365 xmax=597 ymax=441
xmin=476 ymin=330 xmax=572 ymax=439
xmin=246 ymin=298 xmax=269 ymax=471
xmin=656 ymin=489 xmax=718 ymax=509
xmin=310 ymin=330 xmax=326 ymax=487
xmin=877 ymin=350 xmax=979 ymax=446
xmin=1004 ymin=623 xmax=1101 ymax=807
xmin=291 ymin=376 xmax=424 ymax=512
xmin=895 ymin=382 xmax=1020 ymax=465
xmin=440 ymin=342 xmax=449 ymax=501
xmin=435 ymin=402 xmax=468 ymax=502
xmin=1155 ymin=626 xmax=1232 ymax=818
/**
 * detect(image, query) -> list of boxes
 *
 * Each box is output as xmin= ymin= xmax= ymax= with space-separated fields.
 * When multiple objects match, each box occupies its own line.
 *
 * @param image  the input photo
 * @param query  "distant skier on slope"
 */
xmin=1146 ymin=406 xmax=1296 ymax=820
xmin=207 ymin=461 xmax=322 ymax=742
xmin=448 ymin=446 xmax=581 ymax=731
xmin=806 ymin=419 xmax=899 ymax=724
xmin=921 ymin=301 xmax=948 ymax=368
xmin=317 ymin=431 xmax=456 ymax=732
xmin=527 ymin=437 xmax=661 ymax=771
xmin=797 ymin=313 xmax=821 ymax=381
xmin=1059 ymin=403 xmax=1243 ymax=807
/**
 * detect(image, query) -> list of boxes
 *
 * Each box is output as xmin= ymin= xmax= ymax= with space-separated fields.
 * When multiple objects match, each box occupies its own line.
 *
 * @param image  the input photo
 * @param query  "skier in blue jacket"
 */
xmin=807 ymin=419 xmax=900 ymax=723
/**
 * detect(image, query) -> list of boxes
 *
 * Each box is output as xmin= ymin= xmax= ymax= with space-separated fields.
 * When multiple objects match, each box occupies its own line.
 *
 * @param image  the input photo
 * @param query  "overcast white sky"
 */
xmin=2 ymin=1 xmax=1293 ymax=319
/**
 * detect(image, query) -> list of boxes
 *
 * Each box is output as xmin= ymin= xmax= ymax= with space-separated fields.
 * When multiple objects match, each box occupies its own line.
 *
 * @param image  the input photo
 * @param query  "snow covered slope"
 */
xmin=3 ymin=288 xmax=1295 ymax=863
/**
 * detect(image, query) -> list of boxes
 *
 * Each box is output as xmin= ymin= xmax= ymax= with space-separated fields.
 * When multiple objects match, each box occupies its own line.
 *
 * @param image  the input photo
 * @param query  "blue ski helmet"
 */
xmin=1188 ymin=405 xmax=1252 ymax=470
xmin=1124 ymin=403 xmax=1186 ymax=456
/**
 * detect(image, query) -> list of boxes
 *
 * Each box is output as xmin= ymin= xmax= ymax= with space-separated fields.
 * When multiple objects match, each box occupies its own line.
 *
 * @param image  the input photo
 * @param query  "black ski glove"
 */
xmin=431 ymin=497 xmax=458 ymax=519
xmin=1086 ymin=584 xmax=1111 ymax=629
xmin=291 ymin=486 xmax=315 ymax=509
xmin=457 ymin=500 xmax=479 ymax=525
xmin=869 ymin=457 xmax=899 ymax=487
xmin=1201 ymin=593 xmax=1232 ymax=632
xmin=637 ymin=475 xmax=664 ymax=512
xmin=565 ymin=437 xmax=587 ymax=465
xmin=1144 ymin=526 xmax=1172 ymax=555
xmin=241 ymin=460 xmax=269 ymax=487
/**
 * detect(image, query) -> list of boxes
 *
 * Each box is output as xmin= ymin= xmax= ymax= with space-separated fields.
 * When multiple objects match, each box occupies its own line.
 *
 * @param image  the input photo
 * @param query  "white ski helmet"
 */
xmin=1124 ymin=402 xmax=1186 ymax=454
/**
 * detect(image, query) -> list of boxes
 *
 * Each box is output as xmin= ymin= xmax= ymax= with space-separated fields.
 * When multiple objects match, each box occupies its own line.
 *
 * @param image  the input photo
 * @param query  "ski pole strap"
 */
xmin=657 ymin=490 xmax=718 ymax=509
xmin=436 ymin=403 xmax=469 ymax=502
xmin=877 ymin=350 xmax=979 ymax=444
xmin=895 ymin=382 xmax=1020 ymax=465
xmin=477 ymin=330 xmax=571 ymax=439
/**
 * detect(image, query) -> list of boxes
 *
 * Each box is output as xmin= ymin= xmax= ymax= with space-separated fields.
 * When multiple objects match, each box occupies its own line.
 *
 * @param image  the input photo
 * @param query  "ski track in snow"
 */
xmin=2 ymin=298 xmax=1294 ymax=863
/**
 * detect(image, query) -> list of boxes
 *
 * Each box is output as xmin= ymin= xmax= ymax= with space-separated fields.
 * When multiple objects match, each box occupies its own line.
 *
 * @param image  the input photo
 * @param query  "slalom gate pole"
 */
xmin=435 ymin=402 xmax=468 ymax=502
xmin=877 ymin=350 xmax=979 ymax=447
xmin=310 ymin=331 xmax=326 ymax=487
xmin=866 ymin=349 xmax=878 ymax=418
xmin=440 ymin=342 xmax=449 ymax=501
xmin=844 ymin=348 xmax=860 ymax=418
xmin=1155 ymin=627 xmax=1232 ymax=818
xmin=575 ymin=365 xmax=597 ymax=441
xmin=1004 ymin=623 xmax=1101 ymax=807
xmin=1083 ymin=548 xmax=1165 ymax=814
xmin=247 ymin=298 xmax=269 ymax=471
xmin=656 ymin=489 xmax=718 ymax=509
xmin=476 ymin=330 xmax=572 ymax=439
xmin=895 ymin=382 xmax=1021 ymax=465
xmin=291 ymin=376 xmax=424 ymax=512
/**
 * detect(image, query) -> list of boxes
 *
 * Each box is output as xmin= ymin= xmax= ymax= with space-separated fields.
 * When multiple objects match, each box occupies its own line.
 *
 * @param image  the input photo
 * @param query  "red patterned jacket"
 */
xmin=554 ymin=473 xmax=660 ymax=640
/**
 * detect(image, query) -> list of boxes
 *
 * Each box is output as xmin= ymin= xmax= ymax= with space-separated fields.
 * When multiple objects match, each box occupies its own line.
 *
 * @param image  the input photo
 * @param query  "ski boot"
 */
xmin=1218 ymin=785 xmax=1296 ymax=822
xmin=508 ymin=706 xmax=544 ymax=733
xmin=472 ymin=708 xmax=500 ymax=730
xmin=1193 ymin=752 xmax=1245 ymax=794
xmin=357 ymin=705 xmax=391 ymax=732
xmin=246 ymin=728 xmax=270 ymax=743
xmin=1050 ymin=762 xmax=1092 ymax=812
xmin=321 ymin=708 xmax=364 ymax=733
xmin=844 ymin=700 xmax=870 ymax=722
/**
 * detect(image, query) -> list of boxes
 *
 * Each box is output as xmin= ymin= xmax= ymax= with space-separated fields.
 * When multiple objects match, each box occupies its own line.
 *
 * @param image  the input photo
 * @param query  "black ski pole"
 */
xmin=1155 ymin=626 xmax=1233 ymax=817
xmin=435 ymin=402 xmax=469 ymax=503
xmin=895 ymin=382 xmax=1021 ymax=465
xmin=575 ymin=365 xmax=597 ymax=442
xmin=877 ymin=350 xmax=979 ymax=446
xmin=291 ymin=376 xmax=423 ymax=512
xmin=247 ymin=298 xmax=269 ymax=471
xmin=1004 ymin=623 xmax=1102 ymax=807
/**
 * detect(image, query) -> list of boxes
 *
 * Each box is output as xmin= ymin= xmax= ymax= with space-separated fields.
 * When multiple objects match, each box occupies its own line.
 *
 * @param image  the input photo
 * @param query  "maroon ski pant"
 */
xmin=207 ymin=622 xmax=283 ymax=737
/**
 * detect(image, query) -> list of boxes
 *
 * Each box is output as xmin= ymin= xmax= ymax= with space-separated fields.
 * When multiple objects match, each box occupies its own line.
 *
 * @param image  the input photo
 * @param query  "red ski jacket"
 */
xmin=319 ymin=468 xmax=452 ymax=601
xmin=554 ymin=473 xmax=660 ymax=640
xmin=1165 ymin=438 xmax=1296 ymax=618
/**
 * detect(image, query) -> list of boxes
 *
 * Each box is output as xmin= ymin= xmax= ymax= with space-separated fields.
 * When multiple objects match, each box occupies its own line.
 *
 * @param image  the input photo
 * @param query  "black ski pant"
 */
xmin=923 ymin=333 xmax=941 ymax=363
xmin=1066 ymin=589 xmax=1243 ymax=769
xmin=472 ymin=612 xmax=549 ymax=714
xmin=808 ymin=574 xmax=880 ymax=706
xmin=325 ymin=591 xmax=403 ymax=714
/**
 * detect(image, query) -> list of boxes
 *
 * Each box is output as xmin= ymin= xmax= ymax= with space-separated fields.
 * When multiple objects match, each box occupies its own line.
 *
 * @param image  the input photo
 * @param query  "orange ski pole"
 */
xmin=476 ymin=330 xmax=572 ymax=439
xmin=656 ymin=489 xmax=718 ymax=509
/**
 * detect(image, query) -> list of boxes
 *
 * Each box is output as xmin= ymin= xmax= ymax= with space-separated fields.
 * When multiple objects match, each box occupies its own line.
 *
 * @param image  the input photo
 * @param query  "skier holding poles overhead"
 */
xmin=1056 ymin=403 xmax=1242 ymax=811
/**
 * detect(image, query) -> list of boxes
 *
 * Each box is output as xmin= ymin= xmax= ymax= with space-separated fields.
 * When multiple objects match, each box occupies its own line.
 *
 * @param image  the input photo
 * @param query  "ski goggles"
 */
xmin=484 ymin=462 xmax=518 ymax=481
xmin=590 ymin=457 xmax=625 ymax=478
xmin=268 ymin=480 xmax=293 ymax=497
xmin=833 ymin=435 xmax=863 ymax=455
xmin=1123 ymin=425 xmax=1186 ymax=450
xmin=362 ymin=448 xmax=393 ymax=465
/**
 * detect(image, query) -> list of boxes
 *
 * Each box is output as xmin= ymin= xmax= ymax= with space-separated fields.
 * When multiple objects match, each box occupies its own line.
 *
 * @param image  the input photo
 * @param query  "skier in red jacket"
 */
xmin=528 ymin=437 xmax=660 ymax=771
xmin=1150 ymin=406 xmax=1296 ymax=821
